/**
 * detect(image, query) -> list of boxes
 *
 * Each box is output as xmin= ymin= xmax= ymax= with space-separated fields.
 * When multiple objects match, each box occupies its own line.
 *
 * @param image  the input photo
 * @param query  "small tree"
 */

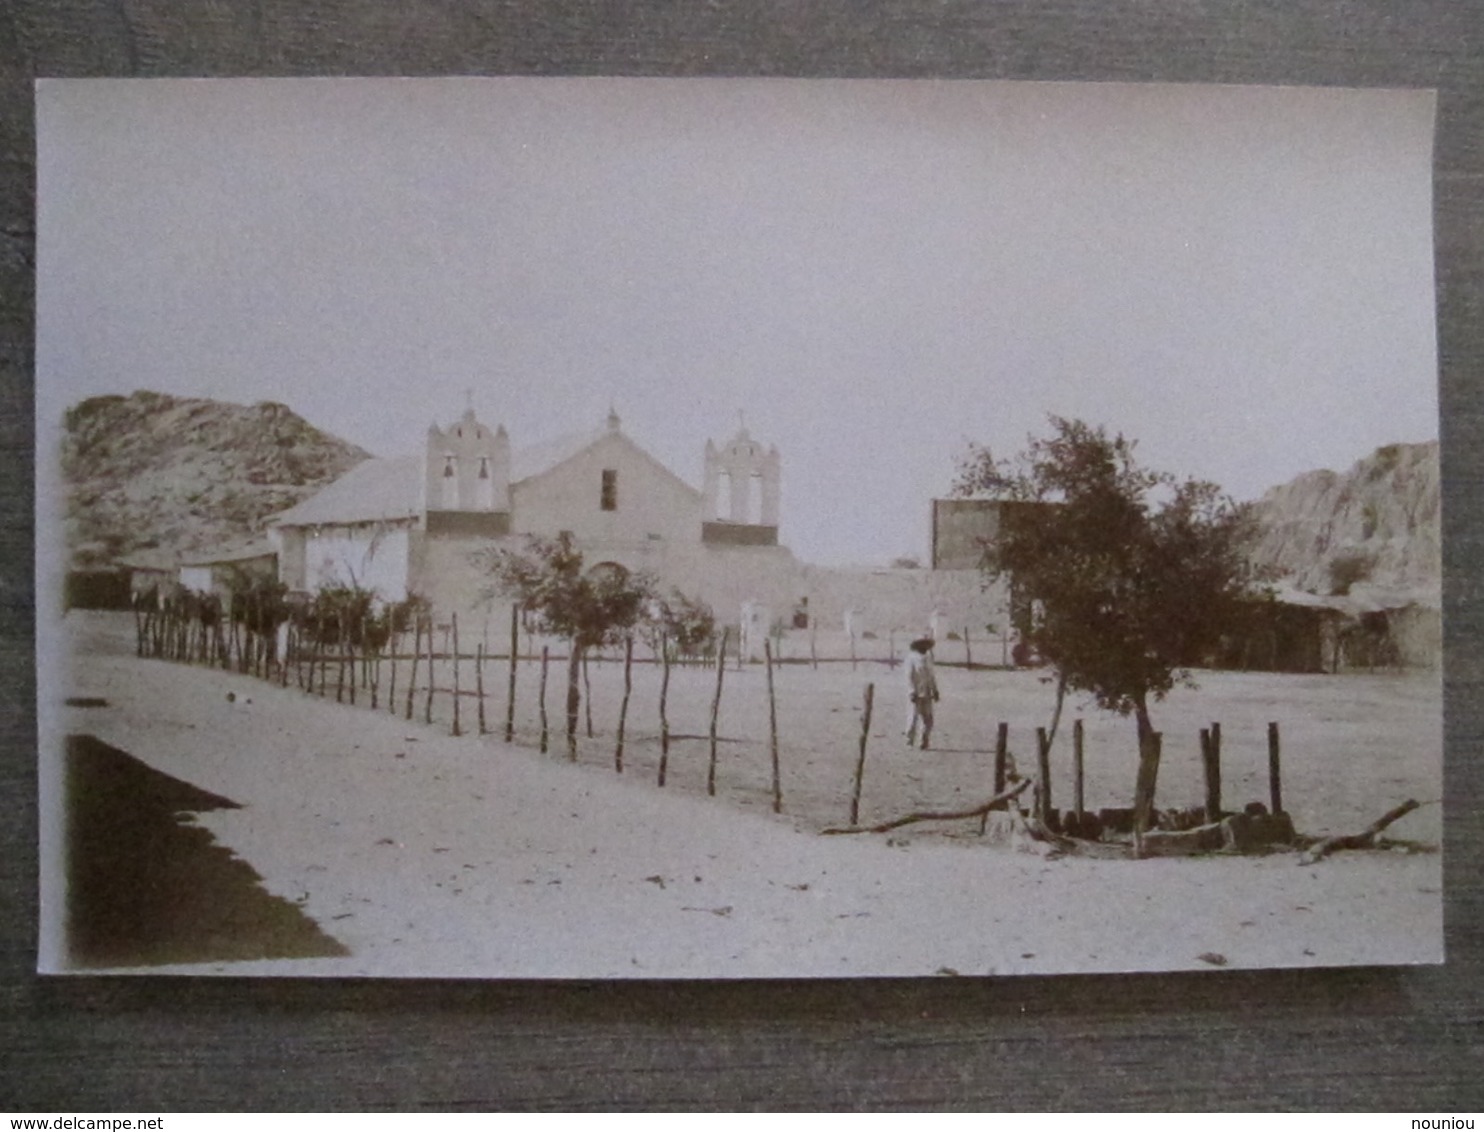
xmin=643 ymin=588 xmax=718 ymax=663
xmin=484 ymin=534 xmax=655 ymax=650
xmin=482 ymin=534 xmax=655 ymax=751
xmin=954 ymin=416 xmax=1261 ymax=749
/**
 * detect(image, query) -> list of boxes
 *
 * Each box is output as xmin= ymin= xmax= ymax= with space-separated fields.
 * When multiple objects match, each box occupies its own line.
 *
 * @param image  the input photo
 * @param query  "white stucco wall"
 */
xmin=511 ymin=433 xmax=702 ymax=545
xmin=304 ymin=525 xmax=411 ymax=601
xmin=179 ymin=566 xmax=214 ymax=593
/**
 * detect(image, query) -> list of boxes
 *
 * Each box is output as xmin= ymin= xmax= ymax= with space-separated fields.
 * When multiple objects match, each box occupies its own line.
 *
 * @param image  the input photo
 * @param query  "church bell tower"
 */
xmin=424 ymin=408 xmax=512 ymax=537
xmin=702 ymin=423 xmax=780 ymax=546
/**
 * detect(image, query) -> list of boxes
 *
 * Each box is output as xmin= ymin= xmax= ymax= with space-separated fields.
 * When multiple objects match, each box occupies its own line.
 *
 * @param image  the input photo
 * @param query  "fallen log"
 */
xmin=1298 ymin=799 xmax=1421 ymax=865
xmin=822 ymin=777 xmax=1031 ymax=835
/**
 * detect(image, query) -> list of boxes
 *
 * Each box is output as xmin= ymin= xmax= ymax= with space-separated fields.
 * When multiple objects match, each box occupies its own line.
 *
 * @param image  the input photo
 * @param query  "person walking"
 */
xmin=904 ymin=636 xmax=940 ymax=749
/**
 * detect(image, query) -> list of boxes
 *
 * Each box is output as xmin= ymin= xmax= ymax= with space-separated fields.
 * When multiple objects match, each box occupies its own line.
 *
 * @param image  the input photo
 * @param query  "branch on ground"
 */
xmin=822 ymin=777 xmax=1031 ymax=835
xmin=1297 ymin=798 xmax=1422 ymax=865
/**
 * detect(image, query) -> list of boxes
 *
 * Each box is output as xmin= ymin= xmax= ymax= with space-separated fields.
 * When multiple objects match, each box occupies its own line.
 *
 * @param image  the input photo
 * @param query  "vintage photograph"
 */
xmin=34 ymin=77 xmax=1441 ymax=977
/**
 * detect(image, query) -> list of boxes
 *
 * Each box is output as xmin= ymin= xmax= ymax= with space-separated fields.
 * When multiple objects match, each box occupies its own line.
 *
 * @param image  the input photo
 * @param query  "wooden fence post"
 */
xmin=765 ymin=639 xmax=782 ymax=814
xmin=565 ymin=640 xmax=581 ymax=761
xmin=980 ymin=721 xmax=1011 ymax=836
xmin=347 ymin=613 xmax=358 ymax=704
xmin=1201 ymin=723 xmax=1222 ymax=824
xmin=583 ymin=652 xmax=594 ymax=739
xmin=809 ymin=619 xmax=818 ymax=670
xmin=539 ymin=645 xmax=550 ymax=754
xmin=1073 ymin=718 xmax=1085 ymax=825
xmin=476 ymin=643 xmax=487 ymax=735
xmin=993 ymin=721 xmax=1009 ymax=794
xmin=615 ymin=636 xmax=633 ymax=774
xmin=405 ymin=620 xmax=420 ymax=720
xmin=386 ymin=628 xmax=399 ymax=714
xmin=849 ymin=682 xmax=875 ymax=826
xmin=505 ymin=602 xmax=518 ymax=743
xmin=964 ymin=625 xmax=972 ymax=670
xmin=450 ymin=612 xmax=462 ymax=737
xmin=424 ymin=620 xmax=436 ymax=725
xmin=296 ymin=622 xmax=306 ymax=691
xmin=1267 ymin=721 xmax=1283 ymax=815
xmin=336 ymin=613 xmax=348 ymax=704
xmin=658 ymin=633 xmax=672 ymax=787
xmin=707 ymin=628 xmax=727 ymax=796
xmin=1036 ymin=726 xmax=1052 ymax=824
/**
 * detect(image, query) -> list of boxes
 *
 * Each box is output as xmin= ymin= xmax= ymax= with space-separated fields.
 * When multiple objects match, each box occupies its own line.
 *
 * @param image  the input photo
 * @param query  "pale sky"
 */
xmin=36 ymin=78 xmax=1438 ymax=566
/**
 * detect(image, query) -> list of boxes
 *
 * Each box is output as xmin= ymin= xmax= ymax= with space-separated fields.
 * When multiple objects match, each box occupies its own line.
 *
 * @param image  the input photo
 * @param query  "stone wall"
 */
xmin=408 ymin=530 xmax=1008 ymax=661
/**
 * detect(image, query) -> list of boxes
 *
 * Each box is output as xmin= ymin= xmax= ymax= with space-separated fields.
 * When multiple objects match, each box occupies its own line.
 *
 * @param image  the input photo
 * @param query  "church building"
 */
xmin=269 ymin=408 xmax=804 ymax=624
xmin=269 ymin=406 xmax=1006 ymax=651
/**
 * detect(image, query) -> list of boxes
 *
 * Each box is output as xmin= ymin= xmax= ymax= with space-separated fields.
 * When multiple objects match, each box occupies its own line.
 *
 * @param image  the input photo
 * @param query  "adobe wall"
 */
xmin=274 ymin=522 xmax=414 ymax=600
xmin=799 ymin=565 xmax=1008 ymax=639
xmin=931 ymin=498 xmax=1002 ymax=570
xmin=301 ymin=525 xmax=412 ymax=600
xmin=1388 ymin=604 xmax=1442 ymax=670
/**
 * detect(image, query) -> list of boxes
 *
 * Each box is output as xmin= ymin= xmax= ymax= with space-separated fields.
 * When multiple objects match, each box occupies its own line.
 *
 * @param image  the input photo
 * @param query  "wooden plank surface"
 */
xmin=2 ymin=1 xmax=1481 ymax=1111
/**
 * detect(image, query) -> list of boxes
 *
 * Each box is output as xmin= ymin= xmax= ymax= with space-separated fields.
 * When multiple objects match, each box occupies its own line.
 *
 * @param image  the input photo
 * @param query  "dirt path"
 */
xmin=42 ymin=616 xmax=1443 ymax=978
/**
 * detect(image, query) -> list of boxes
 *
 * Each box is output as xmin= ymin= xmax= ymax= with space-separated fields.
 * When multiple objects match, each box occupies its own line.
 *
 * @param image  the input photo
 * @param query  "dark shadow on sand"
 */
xmin=65 ymin=734 xmax=349 ymax=968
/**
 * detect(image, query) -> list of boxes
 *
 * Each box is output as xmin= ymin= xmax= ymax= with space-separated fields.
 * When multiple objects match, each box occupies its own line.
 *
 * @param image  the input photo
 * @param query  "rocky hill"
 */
xmin=62 ymin=391 xmax=370 ymax=569
xmin=1245 ymin=440 xmax=1440 ymax=603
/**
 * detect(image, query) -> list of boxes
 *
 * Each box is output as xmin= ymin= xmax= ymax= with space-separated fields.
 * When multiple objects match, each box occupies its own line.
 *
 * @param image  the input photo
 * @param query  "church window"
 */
xmin=443 ymin=455 xmax=456 ymax=478
xmin=478 ymin=457 xmax=490 ymax=480
xmin=601 ymin=469 xmax=618 ymax=511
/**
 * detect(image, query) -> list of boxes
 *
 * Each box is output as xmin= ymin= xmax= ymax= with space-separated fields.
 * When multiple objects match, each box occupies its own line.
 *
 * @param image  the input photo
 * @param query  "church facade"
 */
xmin=271 ymin=409 xmax=801 ymax=620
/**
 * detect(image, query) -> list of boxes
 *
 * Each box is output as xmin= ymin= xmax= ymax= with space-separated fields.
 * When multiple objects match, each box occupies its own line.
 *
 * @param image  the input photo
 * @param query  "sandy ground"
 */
xmin=43 ymin=612 xmax=1444 ymax=978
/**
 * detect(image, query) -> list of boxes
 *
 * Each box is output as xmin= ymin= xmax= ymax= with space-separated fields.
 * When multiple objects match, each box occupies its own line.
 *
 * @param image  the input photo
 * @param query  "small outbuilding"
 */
xmin=176 ymin=538 xmax=279 ymax=599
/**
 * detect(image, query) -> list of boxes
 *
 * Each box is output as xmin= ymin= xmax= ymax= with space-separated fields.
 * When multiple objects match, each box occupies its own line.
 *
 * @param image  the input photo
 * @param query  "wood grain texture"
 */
xmin=2 ymin=0 xmax=1481 ymax=1111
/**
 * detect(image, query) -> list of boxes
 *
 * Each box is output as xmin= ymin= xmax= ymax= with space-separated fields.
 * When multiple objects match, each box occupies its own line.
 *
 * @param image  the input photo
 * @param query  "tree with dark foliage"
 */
xmin=643 ymin=588 xmax=718 ymax=663
xmin=953 ymin=416 xmax=1261 ymax=749
xmin=483 ymin=533 xmax=656 ymax=755
xmin=484 ymin=533 xmax=655 ymax=651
